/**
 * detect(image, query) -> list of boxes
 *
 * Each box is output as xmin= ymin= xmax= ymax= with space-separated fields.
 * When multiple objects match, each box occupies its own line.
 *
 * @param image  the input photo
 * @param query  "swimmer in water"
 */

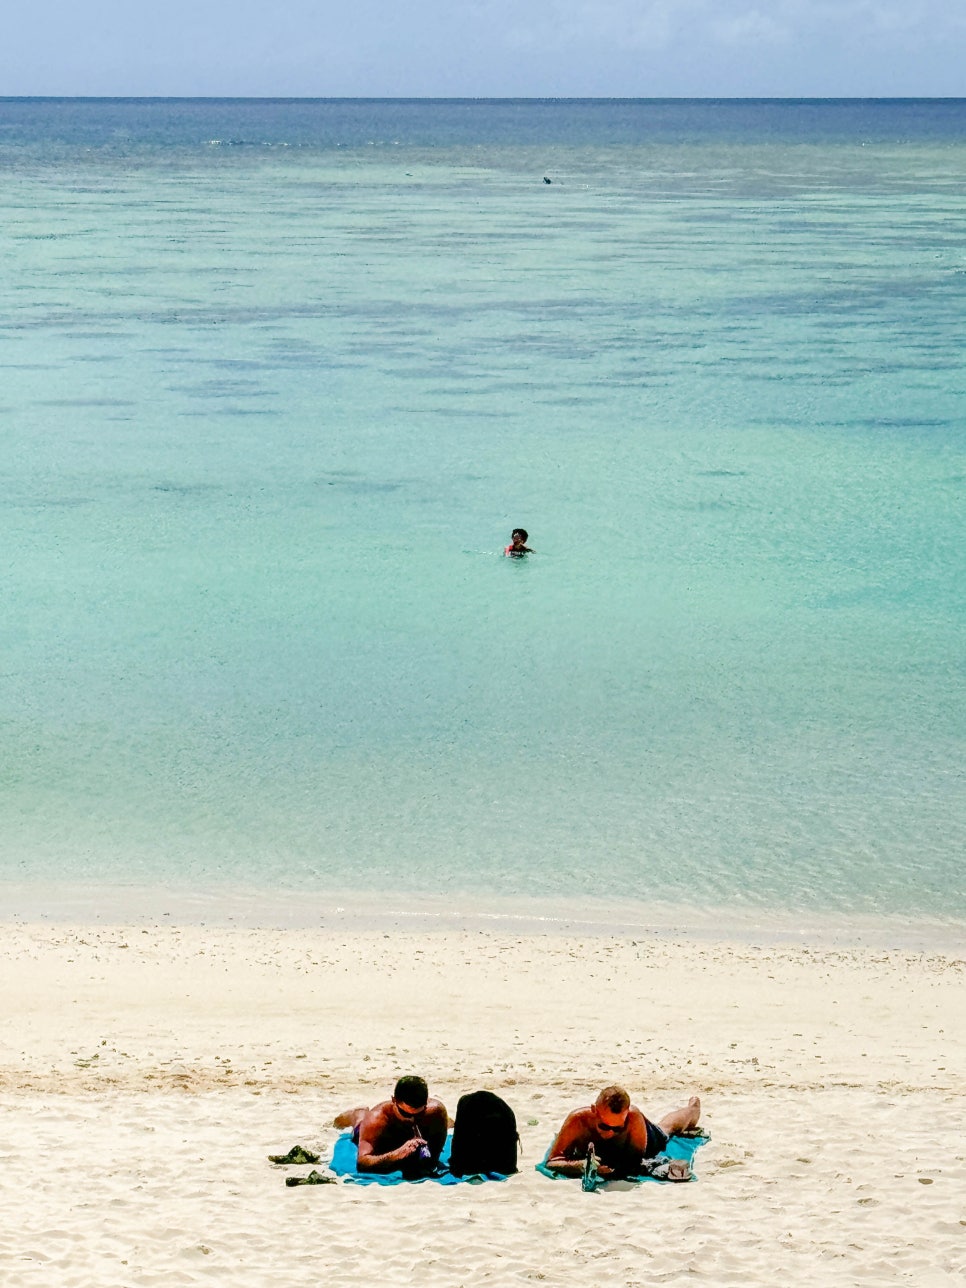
xmin=504 ymin=528 xmax=533 ymax=557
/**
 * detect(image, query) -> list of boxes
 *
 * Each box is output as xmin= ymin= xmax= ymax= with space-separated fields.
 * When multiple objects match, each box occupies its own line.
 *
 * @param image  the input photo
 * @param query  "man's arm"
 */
xmin=624 ymin=1109 xmax=651 ymax=1161
xmin=421 ymin=1101 xmax=449 ymax=1164
xmin=355 ymin=1108 xmax=423 ymax=1172
xmin=545 ymin=1110 xmax=597 ymax=1177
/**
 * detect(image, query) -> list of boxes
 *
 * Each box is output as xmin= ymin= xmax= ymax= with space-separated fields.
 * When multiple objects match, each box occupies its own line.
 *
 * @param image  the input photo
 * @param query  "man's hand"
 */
xmin=394 ymin=1137 xmax=425 ymax=1161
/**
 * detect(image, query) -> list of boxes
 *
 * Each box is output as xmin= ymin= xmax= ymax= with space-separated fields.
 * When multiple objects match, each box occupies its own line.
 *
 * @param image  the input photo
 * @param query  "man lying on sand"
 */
xmin=546 ymin=1085 xmax=701 ymax=1179
xmin=333 ymin=1075 xmax=448 ymax=1178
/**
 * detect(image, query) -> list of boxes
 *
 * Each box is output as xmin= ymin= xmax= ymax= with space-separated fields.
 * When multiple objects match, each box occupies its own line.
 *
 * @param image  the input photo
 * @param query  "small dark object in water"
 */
xmin=285 ymin=1168 xmax=336 ymax=1186
xmin=269 ymin=1144 xmax=320 ymax=1165
xmin=543 ymin=176 xmax=552 ymax=183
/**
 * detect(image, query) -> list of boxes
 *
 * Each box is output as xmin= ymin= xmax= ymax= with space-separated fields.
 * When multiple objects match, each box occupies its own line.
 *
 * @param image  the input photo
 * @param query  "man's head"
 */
xmin=594 ymin=1085 xmax=630 ymax=1135
xmin=392 ymin=1075 xmax=429 ymax=1119
xmin=511 ymin=528 xmax=528 ymax=544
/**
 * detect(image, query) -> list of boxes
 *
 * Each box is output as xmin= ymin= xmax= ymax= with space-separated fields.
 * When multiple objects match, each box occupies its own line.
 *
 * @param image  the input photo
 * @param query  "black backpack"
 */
xmin=449 ymin=1090 xmax=519 ymax=1177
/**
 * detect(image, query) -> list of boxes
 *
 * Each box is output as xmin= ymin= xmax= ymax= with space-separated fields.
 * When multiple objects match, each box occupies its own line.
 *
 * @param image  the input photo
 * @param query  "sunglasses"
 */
xmin=596 ymin=1118 xmax=628 ymax=1134
xmin=394 ymin=1102 xmax=422 ymax=1120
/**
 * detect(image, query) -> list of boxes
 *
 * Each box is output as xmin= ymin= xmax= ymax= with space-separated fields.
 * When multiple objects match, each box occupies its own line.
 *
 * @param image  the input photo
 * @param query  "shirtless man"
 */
xmin=546 ymin=1085 xmax=701 ymax=1179
xmin=334 ymin=1076 xmax=448 ymax=1178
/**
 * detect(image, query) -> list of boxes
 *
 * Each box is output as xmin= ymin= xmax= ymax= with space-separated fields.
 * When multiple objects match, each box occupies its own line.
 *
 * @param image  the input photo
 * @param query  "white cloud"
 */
xmin=711 ymin=8 xmax=791 ymax=46
xmin=3 ymin=0 xmax=965 ymax=95
xmin=483 ymin=0 xmax=966 ymax=93
xmin=486 ymin=0 xmax=965 ymax=52
xmin=756 ymin=0 xmax=939 ymax=42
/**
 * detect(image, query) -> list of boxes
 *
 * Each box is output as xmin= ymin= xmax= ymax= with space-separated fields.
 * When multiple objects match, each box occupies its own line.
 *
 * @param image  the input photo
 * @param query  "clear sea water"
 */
xmin=2 ymin=99 xmax=964 ymax=927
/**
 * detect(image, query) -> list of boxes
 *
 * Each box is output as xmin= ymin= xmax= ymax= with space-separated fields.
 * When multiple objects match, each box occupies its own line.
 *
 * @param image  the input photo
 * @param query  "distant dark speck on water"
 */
xmin=543 ymin=176 xmax=552 ymax=183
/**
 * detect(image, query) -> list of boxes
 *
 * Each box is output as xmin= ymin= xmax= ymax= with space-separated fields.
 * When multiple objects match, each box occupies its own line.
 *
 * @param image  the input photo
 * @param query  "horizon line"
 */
xmin=3 ymin=94 xmax=966 ymax=103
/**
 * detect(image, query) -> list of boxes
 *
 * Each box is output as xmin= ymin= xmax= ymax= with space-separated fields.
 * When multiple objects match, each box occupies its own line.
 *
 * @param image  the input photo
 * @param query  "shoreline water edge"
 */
xmin=3 ymin=881 xmax=965 ymax=952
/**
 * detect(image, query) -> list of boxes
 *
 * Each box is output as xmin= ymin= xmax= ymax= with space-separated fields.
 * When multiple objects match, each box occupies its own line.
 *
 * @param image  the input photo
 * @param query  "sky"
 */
xmin=2 ymin=0 xmax=965 ymax=97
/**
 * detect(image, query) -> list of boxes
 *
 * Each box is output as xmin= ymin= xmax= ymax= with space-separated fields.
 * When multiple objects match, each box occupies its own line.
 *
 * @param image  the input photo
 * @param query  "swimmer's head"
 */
xmin=511 ymin=528 xmax=528 ymax=543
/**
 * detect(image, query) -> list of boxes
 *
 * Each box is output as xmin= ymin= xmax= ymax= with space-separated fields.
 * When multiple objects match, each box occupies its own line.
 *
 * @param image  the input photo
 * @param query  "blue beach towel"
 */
xmin=535 ymin=1132 xmax=709 ymax=1184
xmin=329 ymin=1131 xmax=510 ymax=1186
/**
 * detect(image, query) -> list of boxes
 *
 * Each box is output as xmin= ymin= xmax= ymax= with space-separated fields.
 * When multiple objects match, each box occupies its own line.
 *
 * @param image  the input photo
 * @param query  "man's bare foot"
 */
xmin=332 ymin=1107 xmax=367 ymax=1130
xmin=658 ymin=1095 xmax=702 ymax=1137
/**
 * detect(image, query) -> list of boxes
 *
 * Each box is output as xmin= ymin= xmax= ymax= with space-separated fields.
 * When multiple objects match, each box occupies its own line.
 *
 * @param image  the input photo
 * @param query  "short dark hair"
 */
xmin=393 ymin=1075 xmax=429 ymax=1109
xmin=596 ymin=1085 xmax=630 ymax=1114
xmin=512 ymin=528 xmax=528 ymax=542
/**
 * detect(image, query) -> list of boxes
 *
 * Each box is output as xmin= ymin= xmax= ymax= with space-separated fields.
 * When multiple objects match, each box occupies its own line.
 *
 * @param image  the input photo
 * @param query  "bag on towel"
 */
xmin=448 ymin=1090 xmax=519 ymax=1177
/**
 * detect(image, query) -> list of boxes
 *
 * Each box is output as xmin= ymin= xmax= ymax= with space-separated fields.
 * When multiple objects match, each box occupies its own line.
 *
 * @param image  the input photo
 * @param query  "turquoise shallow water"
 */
xmin=1 ymin=100 xmax=964 ymax=923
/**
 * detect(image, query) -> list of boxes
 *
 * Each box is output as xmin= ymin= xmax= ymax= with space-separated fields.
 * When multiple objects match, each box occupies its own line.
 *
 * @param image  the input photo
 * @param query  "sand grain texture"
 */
xmin=1 ymin=924 xmax=963 ymax=1286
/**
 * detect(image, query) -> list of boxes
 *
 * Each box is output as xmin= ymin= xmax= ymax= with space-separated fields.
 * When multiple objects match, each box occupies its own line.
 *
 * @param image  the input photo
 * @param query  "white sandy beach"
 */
xmin=1 ymin=919 xmax=963 ymax=1287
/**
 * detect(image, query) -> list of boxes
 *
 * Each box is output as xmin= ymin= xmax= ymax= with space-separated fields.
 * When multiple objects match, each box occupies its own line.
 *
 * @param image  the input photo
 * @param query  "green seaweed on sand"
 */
xmin=269 ymin=1145 xmax=320 ymax=1165
xmin=286 ymin=1169 xmax=336 ymax=1186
